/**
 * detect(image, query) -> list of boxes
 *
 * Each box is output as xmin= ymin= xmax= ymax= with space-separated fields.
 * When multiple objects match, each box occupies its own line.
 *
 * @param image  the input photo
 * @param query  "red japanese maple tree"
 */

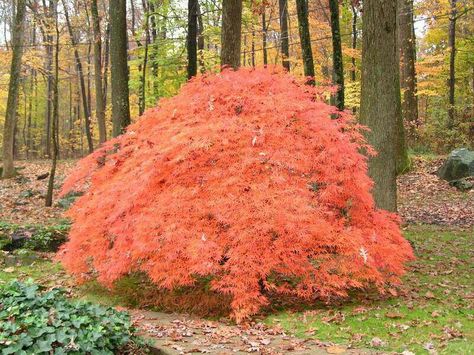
xmin=59 ymin=67 xmax=414 ymax=321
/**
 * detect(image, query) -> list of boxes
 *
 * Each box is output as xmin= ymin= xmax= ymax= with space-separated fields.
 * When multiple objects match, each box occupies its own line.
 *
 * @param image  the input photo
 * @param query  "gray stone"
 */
xmin=438 ymin=148 xmax=474 ymax=182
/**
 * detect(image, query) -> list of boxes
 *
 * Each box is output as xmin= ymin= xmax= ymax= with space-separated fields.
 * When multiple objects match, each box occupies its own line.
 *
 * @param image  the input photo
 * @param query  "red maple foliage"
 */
xmin=59 ymin=67 xmax=414 ymax=321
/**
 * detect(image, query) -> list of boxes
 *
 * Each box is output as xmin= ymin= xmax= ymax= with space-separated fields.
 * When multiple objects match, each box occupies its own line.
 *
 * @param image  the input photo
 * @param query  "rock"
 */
xmin=449 ymin=177 xmax=474 ymax=191
xmin=438 ymin=148 xmax=474 ymax=182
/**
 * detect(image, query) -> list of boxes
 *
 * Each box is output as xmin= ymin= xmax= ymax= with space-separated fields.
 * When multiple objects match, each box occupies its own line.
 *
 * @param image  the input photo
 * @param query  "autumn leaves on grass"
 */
xmin=58 ymin=67 xmax=414 ymax=322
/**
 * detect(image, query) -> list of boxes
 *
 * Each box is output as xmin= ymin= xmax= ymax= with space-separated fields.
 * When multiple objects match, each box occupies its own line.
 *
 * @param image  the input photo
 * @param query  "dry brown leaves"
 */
xmin=129 ymin=310 xmax=371 ymax=354
xmin=0 ymin=160 xmax=75 ymax=225
xmin=398 ymin=157 xmax=474 ymax=227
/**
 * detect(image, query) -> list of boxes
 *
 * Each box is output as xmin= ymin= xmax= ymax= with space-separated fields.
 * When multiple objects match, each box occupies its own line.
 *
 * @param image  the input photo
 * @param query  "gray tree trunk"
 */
xmin=110 ymin=0 xmax=131 ymax=137
xmin=2 ymin=0 xmax=26 ymax=178
xmin=91 ymin=0 xmax=107 ymax=144
xmin=359 ymin=0 xmax=402 ymax=212
xmin=220 ymin=0 xmax=242 ymax=69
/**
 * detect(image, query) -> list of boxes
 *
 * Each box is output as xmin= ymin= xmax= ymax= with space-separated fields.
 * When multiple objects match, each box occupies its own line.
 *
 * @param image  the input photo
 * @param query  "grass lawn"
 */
xmin=265 ymin=225 xmax=474 ymax=354
xmin=1 ymin=225 xmax=472 ymax=354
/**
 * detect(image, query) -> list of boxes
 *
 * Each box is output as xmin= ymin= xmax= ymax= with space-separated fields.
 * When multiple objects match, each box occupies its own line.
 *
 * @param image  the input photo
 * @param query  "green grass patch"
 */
xmin=265 ymin=226 xmax=474 ymax=354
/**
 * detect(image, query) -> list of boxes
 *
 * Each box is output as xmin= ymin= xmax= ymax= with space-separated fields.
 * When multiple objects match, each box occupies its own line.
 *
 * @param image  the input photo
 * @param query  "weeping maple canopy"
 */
xmin=59 ymin=67 xmax=414 ymax=321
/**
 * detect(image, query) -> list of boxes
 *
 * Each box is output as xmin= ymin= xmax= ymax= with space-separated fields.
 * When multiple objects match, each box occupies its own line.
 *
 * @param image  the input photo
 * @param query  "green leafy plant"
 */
xmin=0 ymin=280 xmax=145 ymax=354
xmin=0 ymin=222 xmax=69 ymax=252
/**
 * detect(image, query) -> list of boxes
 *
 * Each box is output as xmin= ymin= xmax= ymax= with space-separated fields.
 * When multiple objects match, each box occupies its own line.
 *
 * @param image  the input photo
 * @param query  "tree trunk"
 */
xmin=278 ymin=0 xmax=290 ymax=71
xmin=91 ymin=0 xmax=107 ymax=144
xmin=46 ymin=0 xmax=59 ymax=207
xmin=140 ymin=0 xmax=150 ymax=115
xmin=447 ymin=0 xmax=457 ymax=129
xmin=220 ymin=0 xmax=242 ymax=69
xmin=350 ymin=4 xmax=357 ymax=83
xmin=103 ymin=23 xmax=110 ymax=105
xmin=262 ymin=8 xmax=268 ymax=66
xmin=197 ymin=1 xmax=205 ymax=73
xmin=110 ymin=0 xmax=131 ymax=137
xmin=2 ymin=0 xmax=26 ymax=178
xmin=187 ymin=0 xmax=198 ymax=78
xmin=149 ymin=2 xmax=159 ymax=95
xmin=63 ymin=0 xmax=93 ymax=153
xmin=329 ymin=0 xmax=344 ymax=110
xmin=295 ymin=0 xmax=315 ymax=84
xmin=359 ymin=0 xmax=401 ymax=212
xmin=398 ymin=0 xmax=419 ymax=141
xmin=44 ymin=32 xmax=53 ymax=157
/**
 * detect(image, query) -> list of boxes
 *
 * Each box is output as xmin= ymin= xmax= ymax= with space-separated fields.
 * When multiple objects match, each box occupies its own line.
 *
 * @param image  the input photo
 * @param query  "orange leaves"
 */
xmin=58 ymin=67 xmax=414 ymax=322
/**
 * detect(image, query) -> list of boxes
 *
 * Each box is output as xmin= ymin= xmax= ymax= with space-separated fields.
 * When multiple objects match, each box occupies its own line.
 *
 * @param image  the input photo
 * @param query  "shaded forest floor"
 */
xmin=0 ymin=156 xmax=473 ymax=354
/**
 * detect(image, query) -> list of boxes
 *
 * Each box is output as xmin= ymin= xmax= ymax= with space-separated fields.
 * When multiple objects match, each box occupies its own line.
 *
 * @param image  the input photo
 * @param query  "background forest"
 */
xmin=0 ymin=0 xmax=473 ymax=161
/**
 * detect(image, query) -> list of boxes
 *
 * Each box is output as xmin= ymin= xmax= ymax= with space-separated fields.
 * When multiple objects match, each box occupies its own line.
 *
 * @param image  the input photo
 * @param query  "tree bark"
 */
xmin=91 ymin=0 xmax=107 ymax=144
xmin=398 ymin=0 xmax=418 ymax=140
xmin=278 ymin=0 xmax=290 ymax=71
xmin=110 ymin=0 xmax=131 ymax=137
xmin=43 ymin=5 xmax=53 ymax=158
xmin=262 ymin=8 xmax=268 ymax=66
xmin=197 ymin=1 xmax=205 ymax=73
xmin=140 ymin=0 xmax=150 ymax=115
xmin=46 ymin=0 xmax=59 ymax=207
xmin=329 ymin=0 xmax=344 ymax=110
xmin=359 ymin=0 xmax=401 ymax=212
xmin=447 ymin=0 xmax=457 ymax=129
xmin=187 ymin=0 xmax=198 ymax=79
xmin=63 ymin=0 xmax=93 ymax=153
xmin=2 ymin=0 xmax=26 ymax=178
xmin=350 ymin=4 xmax=357 ymax=83
xmin=220 ymin=0 xmax=242 ymax=69
xmin=295 ymin=0 xmax=315 ymax=84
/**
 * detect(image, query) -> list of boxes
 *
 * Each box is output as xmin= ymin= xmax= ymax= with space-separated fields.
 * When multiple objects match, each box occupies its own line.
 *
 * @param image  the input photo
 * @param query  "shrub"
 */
xmin=0 ymin=222 xmax=69 ymax=252
xmin=0 ymin=281 xmax=143 ymax=354
xmin=59 ymin=67 xmax=414 ymax=321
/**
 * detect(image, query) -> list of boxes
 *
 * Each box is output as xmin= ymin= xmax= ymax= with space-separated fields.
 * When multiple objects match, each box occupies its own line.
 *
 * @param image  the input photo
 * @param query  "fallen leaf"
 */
xmin=326 ymin=345 xmax=347 ymax=354
xmin=385 ymin=312 xmax=403 ymax=319
xmin=425 ymin=291 xmax=436 ymax=299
